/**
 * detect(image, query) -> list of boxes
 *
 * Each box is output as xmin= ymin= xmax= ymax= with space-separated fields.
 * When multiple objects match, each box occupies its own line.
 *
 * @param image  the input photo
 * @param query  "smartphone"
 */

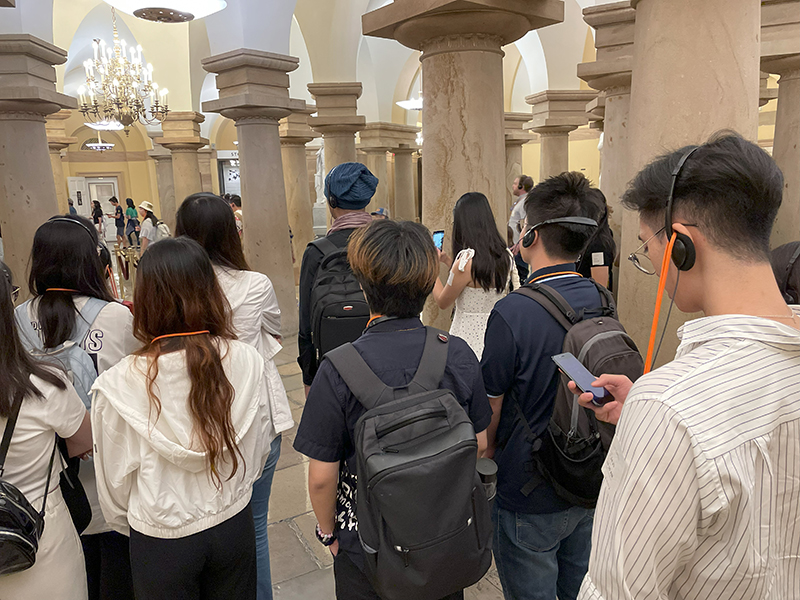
xmin=432 ymin=230 xmax=445 ymax=251
xmin=551 ymin=352 xmax=609 ymax=406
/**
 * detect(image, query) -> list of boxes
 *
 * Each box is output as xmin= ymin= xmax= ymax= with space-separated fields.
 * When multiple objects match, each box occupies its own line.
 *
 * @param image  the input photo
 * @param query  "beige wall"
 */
xmin=521 ymin=132 xmax=601 ymax=187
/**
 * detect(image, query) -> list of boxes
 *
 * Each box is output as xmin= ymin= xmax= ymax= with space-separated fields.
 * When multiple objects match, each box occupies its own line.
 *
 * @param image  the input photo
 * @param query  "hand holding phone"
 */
xmin=432 ymin=230 xmax=445 ymax=251
xmin=552 ymin=352 xmax=609 ymax=406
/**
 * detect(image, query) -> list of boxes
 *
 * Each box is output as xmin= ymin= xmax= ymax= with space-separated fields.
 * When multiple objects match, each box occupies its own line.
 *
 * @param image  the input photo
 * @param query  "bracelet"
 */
xmin=315 ymin=523 xmax=336 ymax=547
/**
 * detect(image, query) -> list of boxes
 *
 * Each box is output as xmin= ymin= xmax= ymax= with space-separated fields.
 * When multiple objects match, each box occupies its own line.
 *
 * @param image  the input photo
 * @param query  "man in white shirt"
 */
xmin=573 ymin=132 xmax=800 ymax=600
xmin=508 ymin=174 xmax=534 ymax=233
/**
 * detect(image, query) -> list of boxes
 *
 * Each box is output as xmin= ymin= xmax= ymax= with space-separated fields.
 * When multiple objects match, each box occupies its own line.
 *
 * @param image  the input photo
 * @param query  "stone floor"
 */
xmin=268 ymin=337 xmax=505 ymax=600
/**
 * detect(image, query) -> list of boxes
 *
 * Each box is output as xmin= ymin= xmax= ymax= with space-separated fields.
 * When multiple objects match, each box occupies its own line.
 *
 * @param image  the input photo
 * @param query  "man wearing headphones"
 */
xmin=572 ymin=133 xmax=799 ymax=600
xmin=509 ymin=174 xmax=534 ymax=233
xmin=480 ymin=172 xmax=603 ymax=600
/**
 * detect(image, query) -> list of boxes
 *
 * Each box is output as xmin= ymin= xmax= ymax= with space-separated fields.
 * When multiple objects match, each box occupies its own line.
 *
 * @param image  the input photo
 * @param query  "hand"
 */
xmin=482 ymin=445 xmax=495 ymax=460
xmin=329 ymin=539 xmax=339 ymax=557
xmin=437 ymin=249 xmax=452 ymax=266
xmin=304 ymin=384 xmax=311 ymax=398
xmin=567 ymin=373 xmax=633 ymax=426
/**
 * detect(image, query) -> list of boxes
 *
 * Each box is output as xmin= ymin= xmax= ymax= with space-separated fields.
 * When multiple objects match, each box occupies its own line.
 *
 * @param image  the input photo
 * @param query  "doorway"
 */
xmin=87 ymin=177 xmax=119 ymax=244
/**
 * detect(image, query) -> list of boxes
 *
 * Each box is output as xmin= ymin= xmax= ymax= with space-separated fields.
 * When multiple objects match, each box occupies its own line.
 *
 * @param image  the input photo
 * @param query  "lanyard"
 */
xmin=151 ymin=330 xmax=210 ymax=344
xmin=365 ymin=315 xmax=398 ymax=330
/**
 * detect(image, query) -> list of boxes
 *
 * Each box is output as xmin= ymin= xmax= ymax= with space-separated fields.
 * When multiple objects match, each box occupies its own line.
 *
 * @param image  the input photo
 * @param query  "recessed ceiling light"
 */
xmin=102 ymin=1 xmax=227 ymax=22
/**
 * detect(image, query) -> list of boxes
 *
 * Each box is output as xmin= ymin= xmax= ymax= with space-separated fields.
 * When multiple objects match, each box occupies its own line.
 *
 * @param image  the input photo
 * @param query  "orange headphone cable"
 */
xmin=151 ymin=330 xmax=210 ymax=344
xmin=643 ymin=232 xmax=678 ymax=374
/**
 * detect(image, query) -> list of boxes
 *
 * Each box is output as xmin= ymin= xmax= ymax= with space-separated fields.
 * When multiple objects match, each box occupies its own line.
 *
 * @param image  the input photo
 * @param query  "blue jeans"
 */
xmin=252 ymin=434 xmax=282 ymax=600
xmin=492 ymin=505 xmax=593 ymax=600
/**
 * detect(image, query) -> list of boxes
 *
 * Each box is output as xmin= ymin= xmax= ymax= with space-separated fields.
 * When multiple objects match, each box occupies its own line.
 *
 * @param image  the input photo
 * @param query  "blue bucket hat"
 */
xmin=324 ymin=162 xmax=379 ymax=209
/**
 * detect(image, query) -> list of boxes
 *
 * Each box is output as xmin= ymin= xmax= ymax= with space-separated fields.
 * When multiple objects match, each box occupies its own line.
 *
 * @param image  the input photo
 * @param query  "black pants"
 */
xmin=129 ymin=504 xmax=257 ymax=600
xmin=82 ymin=531 xmax=135 ymax=600
xmin=333 ymin=552 xmax=464 ymax=600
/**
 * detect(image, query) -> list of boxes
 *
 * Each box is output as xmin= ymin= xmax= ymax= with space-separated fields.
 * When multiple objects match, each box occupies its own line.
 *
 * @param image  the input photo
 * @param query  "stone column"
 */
xmin=0 ymin=34 xmax=76 ymax=286
xmin=359 ymin=122 xmax=419 ymax=216
xmin=155 ymin=112 xmax=207 ymax=221
xmin=307 ymin=83 xmax=366 ymax=175
xmin=45 ymin=109 xmax=77 ymax=215
xmin=578 ymin=0 xmax=636 ymax=243
xmin=198 ymin=148 xmax=214 ymax=193
xmin=761 ymin=0 xmax=800 ymax=247
xmin=616 ymin=0 xmax=760 ymax=363
xmin=280 ymin=105 xmax=319 ymax=283
xmin=394 ymin=146 xmax=418 ymax=221
xmin=504 ymin=112 xmax=536 ymax=212
xmin=363 ymin=0 xmax=563 ymax=327
xmin=147 ymin=141 xmax=176 ymax=231
xmin=203 ymin=48 xmax=306 ymax=337
xmin=526 ymin=90 xmax=597 ymax=179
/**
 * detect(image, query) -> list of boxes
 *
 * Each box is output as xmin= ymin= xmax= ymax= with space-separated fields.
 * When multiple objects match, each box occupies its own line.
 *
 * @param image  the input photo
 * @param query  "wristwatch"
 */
xmin=315 ymin=523 xmax=336 ymax=547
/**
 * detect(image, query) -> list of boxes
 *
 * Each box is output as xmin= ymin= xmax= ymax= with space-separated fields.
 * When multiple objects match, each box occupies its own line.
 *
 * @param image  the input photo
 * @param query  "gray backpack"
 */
xmin=326 ymin=327 xmax=492 ymax=600
xmin=14 ymin=298 xmax=107 ymax=409
xmin=514 ymin=280 xmax=644 ymax=508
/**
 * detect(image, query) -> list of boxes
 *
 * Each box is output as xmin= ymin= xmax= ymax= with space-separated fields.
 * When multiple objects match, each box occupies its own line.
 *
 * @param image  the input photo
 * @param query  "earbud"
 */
xmin=328 ymin=196 xmax=338 ymax=209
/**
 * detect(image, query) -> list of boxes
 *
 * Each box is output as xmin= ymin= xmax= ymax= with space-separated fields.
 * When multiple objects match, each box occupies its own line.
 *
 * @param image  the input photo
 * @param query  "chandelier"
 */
xmin=77 ymin=7 xmax=168 ymax=136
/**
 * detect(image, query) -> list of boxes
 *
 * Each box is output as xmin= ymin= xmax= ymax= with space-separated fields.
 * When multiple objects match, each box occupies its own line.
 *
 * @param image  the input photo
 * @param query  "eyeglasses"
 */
xmin=11 ymin=286 xmax=20 ymax=303
xmin=628 ymin=223 xmax=699 ymax=275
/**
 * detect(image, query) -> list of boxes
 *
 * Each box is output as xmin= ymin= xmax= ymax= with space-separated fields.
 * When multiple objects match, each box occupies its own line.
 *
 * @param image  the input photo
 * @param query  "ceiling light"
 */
xmin=85 ymin=120 xmax=125 ymax=131
xmin=103 ymin=1 xmax=227 ymax=22
xmin=396 ymin=97 xmax=423 ymax=111
xmin=86 ymin=131 xmax=115 ymax=152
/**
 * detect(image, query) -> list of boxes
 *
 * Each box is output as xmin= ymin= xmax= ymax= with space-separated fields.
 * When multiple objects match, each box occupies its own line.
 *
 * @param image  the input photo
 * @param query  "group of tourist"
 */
xmin=0 ymin=130 xmax=798 ymax=600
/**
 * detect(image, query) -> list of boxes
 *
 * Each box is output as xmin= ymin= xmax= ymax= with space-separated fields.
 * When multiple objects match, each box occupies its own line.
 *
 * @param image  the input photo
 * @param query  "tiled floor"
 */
xmin=269 ymin=338 xmax=505 ymax=599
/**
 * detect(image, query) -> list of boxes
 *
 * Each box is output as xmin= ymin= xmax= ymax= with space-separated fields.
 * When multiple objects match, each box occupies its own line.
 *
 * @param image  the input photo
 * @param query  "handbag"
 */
xmin=57 ymin=437 xmax=92 ymax=535
xmin=0 ymin=394 xmax=57 ymax=575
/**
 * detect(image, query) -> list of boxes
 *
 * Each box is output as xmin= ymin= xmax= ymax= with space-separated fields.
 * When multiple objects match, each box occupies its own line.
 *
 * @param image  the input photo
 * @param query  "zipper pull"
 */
xmin=395 ymin=545 xmax=410 ymax=567
xmin=383 ymin=447 xmax=399 ymax=453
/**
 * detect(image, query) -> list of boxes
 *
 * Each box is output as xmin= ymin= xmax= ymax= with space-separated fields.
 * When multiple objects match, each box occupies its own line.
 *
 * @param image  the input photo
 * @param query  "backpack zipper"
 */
xmin=376 ymin=408 xmax=448 ymax=438
xmin=393 ymin=516 xmax=474 ymax=565
xmin=367 ymin=439 xmax=477 ymax=491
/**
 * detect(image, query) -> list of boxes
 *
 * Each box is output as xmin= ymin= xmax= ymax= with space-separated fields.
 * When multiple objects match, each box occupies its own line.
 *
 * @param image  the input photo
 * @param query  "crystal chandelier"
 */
xmin=77 ymin=7 xmax=169 ymax=136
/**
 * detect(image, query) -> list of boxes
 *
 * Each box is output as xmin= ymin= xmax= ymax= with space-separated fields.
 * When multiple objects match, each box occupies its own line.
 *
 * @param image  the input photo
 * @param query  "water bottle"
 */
xmin=477 ymin=457 xmax=497 ymax=504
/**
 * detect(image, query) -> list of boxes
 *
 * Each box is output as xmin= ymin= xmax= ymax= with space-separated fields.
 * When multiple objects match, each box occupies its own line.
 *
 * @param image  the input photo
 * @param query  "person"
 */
xmin=370 ymin=207 xmax=389 ymax=220
xmin=293 ymin=219 xmax=492 ymax=600
xmin=297 ymin=162 xmax=378 ymax=394
xmin=124 ymin=198 xmax=139 ymax=247
xmin=68 ymin=198 xmax=78 ymax=216
xmin=479 ymin=172 xmax=604 ymax=600
xmin=508 ymin=174 xmax=534 ymax=233
xmin=19 ymin=215 xmax=137 ymax=600
xmin=137 ymin=201 xmax=159 ymax=255
xmin=575 ymin=190 xmax=616 ymax=290
xmin=228 ymin=194 xmax=244 ymax=237
xmin=106 ymin=197 xmax=126 ymax=248
xmin=771 ymin=241 xmax=800 ymax=304
xmin=90 ymin=237 xmax=275 ymax=600
xmin=570 ymin=133 xmax=799 ymax=600
xmin=0 ymin=261 xmax=94 ymax=600
xmin=92 ymin=201 xmax=104 ymax=237
xmin=432 ymin=192 xmax=519 ymax=359
xmin=175 ymin=193 xmax=293 ymax=600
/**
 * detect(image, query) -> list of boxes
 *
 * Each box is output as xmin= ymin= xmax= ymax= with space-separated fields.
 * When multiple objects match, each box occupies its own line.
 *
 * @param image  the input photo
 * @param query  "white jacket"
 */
xmin=215 ymin=266 xmax=293 ymax=436
xmin=90 ymin=339 xmax=274 ymax=539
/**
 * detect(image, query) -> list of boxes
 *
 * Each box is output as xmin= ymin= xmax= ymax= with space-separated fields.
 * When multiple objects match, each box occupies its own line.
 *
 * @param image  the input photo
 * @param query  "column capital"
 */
xmin=760 ymin=72 xmax=779 ymax=107
xmin=504 ymin=112 xmax=536 ymax=146
xmin=359 ymin=121 xmax=419 ymax=152
xmin=761 ymin=0 xmax=800 ymax=76
xmin=0 ymin=34 xmax=78 ymax=117
xmin=202 ymin=48 xmax=305 ymax=122
xmin=45 ymin=109 xmax=77 ymax=151
xmin=154 ymin=111 xmax=209 ymax=150
xmin=577 ymin=1 xmax=635 ymax=92
xmin=586 ymin=94 xmax=605 ymax=130
xmin=279 ymin=103 xmax=319 ymax=146
xmin=524 ymin=89 xmax=597 ymax=131
xmin=307 ymin=82 xmax=366 ymax=135
xmin=362 ymin=0 xmax=564 ymax=50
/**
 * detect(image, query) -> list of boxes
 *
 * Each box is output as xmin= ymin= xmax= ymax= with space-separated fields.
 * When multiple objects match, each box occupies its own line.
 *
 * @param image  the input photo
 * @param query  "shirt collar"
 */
xmin=365 ymin=316 xmax=424 ymax=334
xmin=676 ymin=308 xmax=800 ymax=358
xmin=525 ymin=263 xmax=578 ymax=284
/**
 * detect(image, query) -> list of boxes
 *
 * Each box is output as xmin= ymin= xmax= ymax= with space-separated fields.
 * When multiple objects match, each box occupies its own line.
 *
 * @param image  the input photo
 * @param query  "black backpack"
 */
xmin=326 ymin=327 xmax=492 ymax=600
xmin=514 ymin=280 xmax=644 ymax=508
xmin=309 ymin=237 xmax=371 ymax=359
xmin=0 ymin=394 xmax=57 ymax=575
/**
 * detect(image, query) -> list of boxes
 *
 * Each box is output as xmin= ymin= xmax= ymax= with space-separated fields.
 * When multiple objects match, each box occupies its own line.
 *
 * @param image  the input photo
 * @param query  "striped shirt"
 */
xmin=579 ymin=312 xmax=800 ymax=600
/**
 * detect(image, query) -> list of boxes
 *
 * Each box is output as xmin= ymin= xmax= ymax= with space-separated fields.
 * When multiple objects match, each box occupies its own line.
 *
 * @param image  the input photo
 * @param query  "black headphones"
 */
xmin=521 ymin=216 xmax=597 ymax=248
xmin=47 ymin=216 xmax=96 ymax=242
xmin=665 ymin=146 xmax=701 ymax=271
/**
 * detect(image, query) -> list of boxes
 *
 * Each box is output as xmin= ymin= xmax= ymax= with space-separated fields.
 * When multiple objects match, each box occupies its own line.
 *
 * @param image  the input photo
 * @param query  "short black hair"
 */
xmin=229 ymin=194 xmax=242 ymax=208
xmin=622 ymin=131 xmax=783 ymax=261
xmin=109 ymin=196 xmax=118 ymax=204
xmin=524 ymin=172 xmax=598 ymax=260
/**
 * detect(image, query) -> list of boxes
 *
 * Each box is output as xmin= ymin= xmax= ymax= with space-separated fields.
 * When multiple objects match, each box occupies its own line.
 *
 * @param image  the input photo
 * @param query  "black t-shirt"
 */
xmin=577 ymin=236 xmax=615 ymax=291
xmin=293 ymin=317 xmax=493 ymax=568
xmin=114 ymin=205 xmax=124 ymax=227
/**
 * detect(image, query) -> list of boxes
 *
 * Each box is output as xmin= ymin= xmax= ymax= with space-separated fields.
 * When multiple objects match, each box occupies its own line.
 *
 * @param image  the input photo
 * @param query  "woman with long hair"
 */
xmin=16 ymin=215 xmax=138 ymax=600
xmin=91 ymin=237 xmax=274 ymax=600
xmin=432 ymin=192 xmax=519 ymax=359
xmin=0 ymin=262 xmax=93 ymax=600
xmin=124 ymin=198 xmax=139 ymax=247
xmin=136 ymin=201 xmax=159 ymax=255
xmin=176 ymin=193 xmax=292 ymax=600
xmin=575 ymin=189 xmax=617 ymax=291
xmin=92 ymin=201 xmax=104 ymax=237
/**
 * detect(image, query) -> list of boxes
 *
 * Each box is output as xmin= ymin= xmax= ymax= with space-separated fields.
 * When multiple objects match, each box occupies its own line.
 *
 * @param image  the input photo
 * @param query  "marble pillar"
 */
xmin=280 ymin=105 xmax=319 ymax=284
xmin=155 ymin=112 xmax=207 ymax=222
xmin=363 ymin=0 xmax=563 ymax=327
xmin=307 ymin=83 xmax=366 ymax=175
xmin=394 ymin=147 xmax=417 ymax=221
xmin=359 ymin=122 xmax=419 ymax=216
xmin=45 ymin=109 xmax=77 ymax=215
xmin=147 ymin=142 xmax=176 ymax=232
xmin=761 ymin=0 xmax=800 ymax=247
xmin=0 ymin=34 xmax=76 ymax=286
xmin=526 ymin=90 xmax=597 ymax=179
xmin=616 ymin=0 xmax=760 ymax=364
xmin=578 ymin=0 xmax=636 ymax=244
xmin=504 ymin=112 xmax=535 ymax=212
xmin=203 ymin=48 xmax=305 ymax=337
xmin=198 ymin=148 xmax=214 ymax=193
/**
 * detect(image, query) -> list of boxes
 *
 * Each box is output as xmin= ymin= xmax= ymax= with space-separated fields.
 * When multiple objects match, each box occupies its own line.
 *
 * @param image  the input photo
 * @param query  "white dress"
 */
xmin=448 ymin=249 xmax=520 ymax=360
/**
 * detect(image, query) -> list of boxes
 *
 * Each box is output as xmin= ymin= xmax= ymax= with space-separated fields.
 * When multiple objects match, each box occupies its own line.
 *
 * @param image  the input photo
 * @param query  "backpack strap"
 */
xmin=513 ymin=282 xmax=578 ymax=331
xmin=14 ymin=301 xmax=41 ymax=351
xmin=326 ymin=343 xmax=393 ymax=410
xmin=72 ymin=298 xmax=107 ymax=345
xmin=590 ymin=280 xmax=617 ymax=318
xmin=405 ymin=327 xmax=449 ymax=394
xmin=0 ymin=393 xmax=23 ymax=476
xmin=310 ymin=236 xmax=341 ymax=257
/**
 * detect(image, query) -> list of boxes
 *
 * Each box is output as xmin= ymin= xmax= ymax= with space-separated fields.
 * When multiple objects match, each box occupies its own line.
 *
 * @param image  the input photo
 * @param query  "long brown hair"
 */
xmin=133 ymin=237 xmax=241 ymax=488
xmin=175 ymin=193 xmax=249 ymax=271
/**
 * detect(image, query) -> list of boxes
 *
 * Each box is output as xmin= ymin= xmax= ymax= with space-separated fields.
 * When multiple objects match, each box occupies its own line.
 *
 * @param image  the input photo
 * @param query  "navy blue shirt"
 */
xmin=480 ymin=264 xmax=603 ymax=514
xmin=294 ymin=317 xmax=492 ymax=567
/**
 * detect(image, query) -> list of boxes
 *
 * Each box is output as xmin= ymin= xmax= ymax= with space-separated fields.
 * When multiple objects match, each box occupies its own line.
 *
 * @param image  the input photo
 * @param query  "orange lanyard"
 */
xmin=151 ymin=330 xmax=210 ymax=344
xmin=46 ymin=288 xmax=79 ymax=293
xmin=366 ymin=315 xmax=384 ymax=328
xmin=529 ymin=271 xmax=582 ymax=284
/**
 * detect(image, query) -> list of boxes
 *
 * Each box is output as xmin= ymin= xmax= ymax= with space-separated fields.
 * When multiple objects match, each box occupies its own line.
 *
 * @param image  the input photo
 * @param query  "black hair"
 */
xmin=109 ymin=196 xmax=118 ymax=204
xmin=142 ymin=210 xmax=158 ymax=228
xmin=518 ymin=175 xmax=534 ymax=193
xmin=771 ymin=242 xmax=800 ymax=304
xmin=580 ymin=188 xmax=616 ymax=261
xmin=622 ymin=131 xmax=783 ymax=261
xmin=229 ymin=195 xmax=242 ymax=208
xmin=126 ymin=198 xmax=135 ymax=209
xmin=28 ymin=215 xmax=114 ymax=349
xmin=524 ymin=172 xmax=599 ymax=260
xmin=92 ymin=201 xmax=103 ymax=219
xmin=451 ymin=193 xmax=510 ymax=293
xmin=1 ymin=262 xmax=66 ymax=416
xmin=176 ymin=193 xmax=249 ymax=271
